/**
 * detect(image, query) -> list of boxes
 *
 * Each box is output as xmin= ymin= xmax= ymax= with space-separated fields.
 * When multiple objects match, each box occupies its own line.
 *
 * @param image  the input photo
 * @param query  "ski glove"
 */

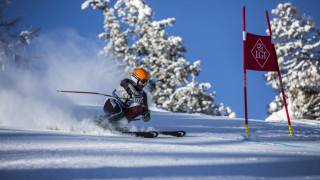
xmin=142 ymin=110 xmax=151 ymax=122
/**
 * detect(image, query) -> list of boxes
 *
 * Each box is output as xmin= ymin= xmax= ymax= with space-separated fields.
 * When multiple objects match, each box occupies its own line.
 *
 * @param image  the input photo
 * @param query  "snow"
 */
xmin=130 ymin=0 xmax=152 ymax=21
xmin=1 ymin=106 xmax=320 ymax=180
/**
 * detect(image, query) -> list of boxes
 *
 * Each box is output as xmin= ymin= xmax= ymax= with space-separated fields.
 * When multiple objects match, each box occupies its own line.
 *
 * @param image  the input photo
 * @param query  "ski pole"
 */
xmin=57 ymin=90 xmax=133 ymax=101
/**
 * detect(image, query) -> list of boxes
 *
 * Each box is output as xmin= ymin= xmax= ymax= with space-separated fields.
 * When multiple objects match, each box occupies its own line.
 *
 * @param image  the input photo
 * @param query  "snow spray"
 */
xmin=0 ymin=28 xmax=123 ymax=134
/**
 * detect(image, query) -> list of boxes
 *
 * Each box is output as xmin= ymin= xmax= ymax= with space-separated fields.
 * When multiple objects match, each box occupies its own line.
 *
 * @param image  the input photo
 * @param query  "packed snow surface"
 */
xmin=0 ymin=106 xmax=320 ymax=180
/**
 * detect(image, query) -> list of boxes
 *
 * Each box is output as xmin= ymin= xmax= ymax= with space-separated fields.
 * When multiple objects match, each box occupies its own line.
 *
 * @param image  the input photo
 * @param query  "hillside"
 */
xmin=1 ymin=105 xmax=320 ymax=179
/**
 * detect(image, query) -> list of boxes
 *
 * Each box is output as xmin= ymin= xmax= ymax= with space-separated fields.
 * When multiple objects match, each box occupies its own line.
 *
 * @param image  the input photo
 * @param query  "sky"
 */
xmin=5 ymin=0 xmax=320 ymax=120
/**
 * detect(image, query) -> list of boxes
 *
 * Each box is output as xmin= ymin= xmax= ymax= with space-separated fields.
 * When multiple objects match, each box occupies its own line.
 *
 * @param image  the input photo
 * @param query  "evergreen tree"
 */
xmin=163 ymin=74 xmax=235 ymax=117
xmin=0 ymin=0 xmax=39 ymax=71
xmin=82 ymin=0 xmax=234 ymax=116
xmin=265 ymin=3 xmax=320 ymax=120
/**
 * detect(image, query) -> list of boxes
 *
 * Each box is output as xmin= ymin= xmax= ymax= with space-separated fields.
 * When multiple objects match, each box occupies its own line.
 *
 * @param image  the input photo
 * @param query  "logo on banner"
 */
xmin=251 ymin=39 xmax=270 ymax=68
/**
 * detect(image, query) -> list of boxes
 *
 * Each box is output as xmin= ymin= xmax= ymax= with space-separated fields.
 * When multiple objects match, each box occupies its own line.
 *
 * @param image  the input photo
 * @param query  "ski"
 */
xmin=119 ymin=131 xmax=186 ymax=138
xmin=121 ymin=131 xmax=159 ymax=138
xmin=158 ymin=131 xmax=186 ymax=137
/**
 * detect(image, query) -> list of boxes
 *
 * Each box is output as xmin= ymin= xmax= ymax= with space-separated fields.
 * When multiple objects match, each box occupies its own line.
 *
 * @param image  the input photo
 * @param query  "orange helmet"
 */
xmin=131 ymin=68 xmax=150 ymax=85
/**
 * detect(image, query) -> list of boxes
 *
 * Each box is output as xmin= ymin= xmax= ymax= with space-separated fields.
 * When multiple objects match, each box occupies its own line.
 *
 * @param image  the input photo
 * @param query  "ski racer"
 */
xmin=99 ymin=68 xmax=151 ymax=130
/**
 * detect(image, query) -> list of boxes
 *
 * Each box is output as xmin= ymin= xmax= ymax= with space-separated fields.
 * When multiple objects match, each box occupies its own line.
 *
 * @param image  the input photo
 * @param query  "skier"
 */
xmin=98 ymin=68 xmax=151 ymax=130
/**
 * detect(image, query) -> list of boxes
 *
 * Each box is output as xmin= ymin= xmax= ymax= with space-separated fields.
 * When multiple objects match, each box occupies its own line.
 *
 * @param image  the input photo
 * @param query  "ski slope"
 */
xmin=1 ymin=105 xmax=320 ymax=180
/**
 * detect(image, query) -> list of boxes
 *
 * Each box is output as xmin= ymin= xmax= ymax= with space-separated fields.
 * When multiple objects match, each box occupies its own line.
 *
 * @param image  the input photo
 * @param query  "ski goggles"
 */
xmin=139 ymin=79 xmax=149 ymax=86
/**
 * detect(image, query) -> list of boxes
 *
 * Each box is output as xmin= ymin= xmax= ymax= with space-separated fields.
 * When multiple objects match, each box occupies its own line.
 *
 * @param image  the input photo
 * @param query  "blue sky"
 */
xmin=7 ymin=0 xmax=320 ymax=120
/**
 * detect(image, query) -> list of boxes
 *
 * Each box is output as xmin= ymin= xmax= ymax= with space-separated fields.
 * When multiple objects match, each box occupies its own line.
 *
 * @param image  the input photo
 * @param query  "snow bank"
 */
xmin=266 ymin=106 xmax=289 ymax=122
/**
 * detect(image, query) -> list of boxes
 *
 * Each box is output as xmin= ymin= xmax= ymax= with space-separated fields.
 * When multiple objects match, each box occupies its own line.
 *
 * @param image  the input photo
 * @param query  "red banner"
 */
xmin=245 ymin=33 xmax=279 ymax=72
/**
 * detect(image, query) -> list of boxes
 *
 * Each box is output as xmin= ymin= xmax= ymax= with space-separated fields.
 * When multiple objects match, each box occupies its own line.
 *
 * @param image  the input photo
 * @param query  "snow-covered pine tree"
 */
xmin=265 ymin=3 xmax=320 ymax=120
xmin=0 ymin=0 xmax=39 ymax=71
xmin=82 ymin=0 xmax=234 ymax=116
xmin=163 ymin=74 xmax=236 ymax=117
